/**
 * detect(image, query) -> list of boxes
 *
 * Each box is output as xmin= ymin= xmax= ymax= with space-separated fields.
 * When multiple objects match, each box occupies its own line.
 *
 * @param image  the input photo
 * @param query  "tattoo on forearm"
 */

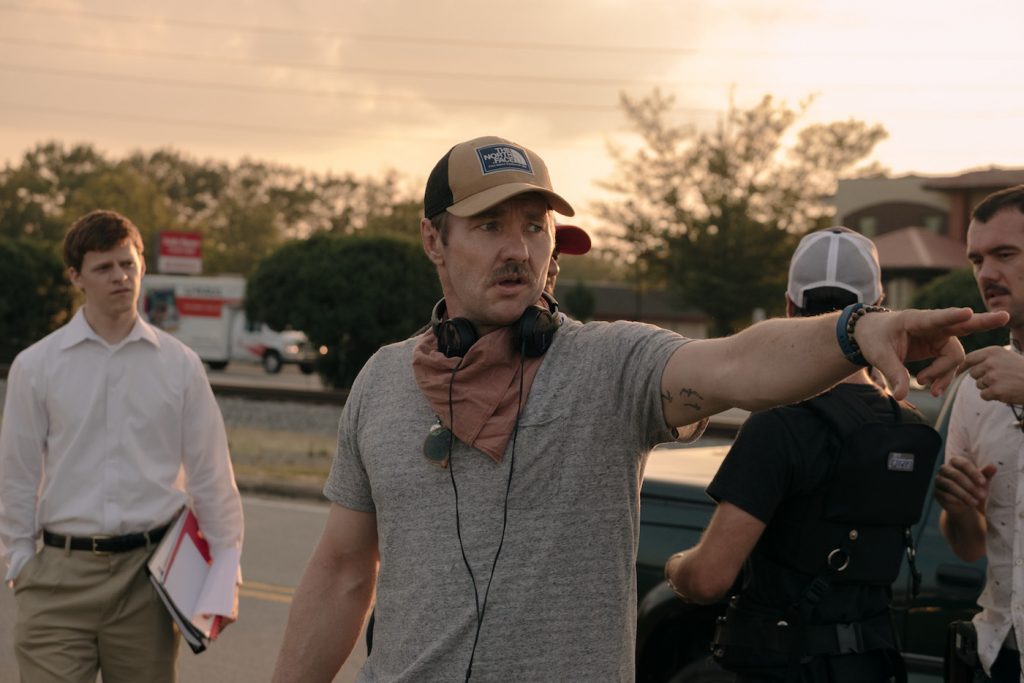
xmin=678 ymin=387 xmax=703 ymax=400
xmin=663 ymin=386 xmax=704 ymax=413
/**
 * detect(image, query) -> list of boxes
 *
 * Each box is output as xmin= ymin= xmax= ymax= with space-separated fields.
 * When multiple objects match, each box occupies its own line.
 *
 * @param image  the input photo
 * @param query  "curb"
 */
xmin=235 ymin=476 xmax=326 ymax=501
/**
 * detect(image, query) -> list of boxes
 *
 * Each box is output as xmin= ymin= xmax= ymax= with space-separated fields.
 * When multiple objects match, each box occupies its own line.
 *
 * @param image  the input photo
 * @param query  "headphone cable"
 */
xmin=448 ymin=348 xmax=525 ymax=681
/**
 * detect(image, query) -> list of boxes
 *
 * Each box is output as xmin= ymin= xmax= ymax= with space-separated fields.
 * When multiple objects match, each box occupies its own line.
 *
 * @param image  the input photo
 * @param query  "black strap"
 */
xmin=42 ymin=525 xmax=169 ymax=553
xmin=716 ymin=606 xmax=905 ymax=683
xmin=717 ymin=607 xmax=899 ymax=656
xmin=785 ymin=574 xmax=835 ymax=682
xmin=905 ymin=527 xmax=922 ymax=599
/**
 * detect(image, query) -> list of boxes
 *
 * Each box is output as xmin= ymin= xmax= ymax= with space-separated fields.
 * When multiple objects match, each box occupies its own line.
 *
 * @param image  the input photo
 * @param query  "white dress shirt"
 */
xmin=946 ymin=356 xmax=1024 ymax=675
xmin=0 ymin=309 xmax=243 ymax=582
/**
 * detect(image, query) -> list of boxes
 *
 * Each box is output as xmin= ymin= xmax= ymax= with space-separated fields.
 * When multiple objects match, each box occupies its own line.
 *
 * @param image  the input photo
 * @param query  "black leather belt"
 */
xmin=42 ymin=524 xmax=170 ymax=554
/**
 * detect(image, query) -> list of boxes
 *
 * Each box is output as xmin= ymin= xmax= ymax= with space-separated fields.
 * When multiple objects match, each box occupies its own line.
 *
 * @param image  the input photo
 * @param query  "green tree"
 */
xmin=362 ymin=199 xmax=424 ymax=244
xmin=596 ymin=91 xmax=888 ymax=335
xmin=0 ymin=142 xmax=418 ymax=278
xmin=63 ymin=164 xmax=182 ymax=254
xmin=912 ymin=268 xmax=1008 ymax=353
xmin=0 ymin=142 xmax=113 ymax=243
xmin=245 ymin=234 xmax=440 ymax=387
xmin=0 ymin=239 xmax=75 ymax=361
xmin=556 ymin=250 xmax=628 ymax=284
xmin=562 ymin=281 xmax=596 ymax=321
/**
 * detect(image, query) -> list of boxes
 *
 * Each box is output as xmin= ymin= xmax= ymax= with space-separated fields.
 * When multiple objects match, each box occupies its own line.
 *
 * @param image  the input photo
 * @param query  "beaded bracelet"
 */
xmin=835 ymin=303 xmax=890 ymax=366
xmin=665 ymin=552 xmax=688 ymax=599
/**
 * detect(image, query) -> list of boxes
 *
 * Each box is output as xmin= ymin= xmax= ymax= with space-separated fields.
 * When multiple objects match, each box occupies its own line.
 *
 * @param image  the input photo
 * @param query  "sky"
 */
xmin=1 ymin=0 xmax=1023 ymax=230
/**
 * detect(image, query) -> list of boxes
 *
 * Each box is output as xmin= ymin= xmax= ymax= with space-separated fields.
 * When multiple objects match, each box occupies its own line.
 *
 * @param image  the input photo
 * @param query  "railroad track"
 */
xmin=0 ymin=362 xmax=346 ymax=405
xmin=208 ymin=380 xmax=349 ymax=405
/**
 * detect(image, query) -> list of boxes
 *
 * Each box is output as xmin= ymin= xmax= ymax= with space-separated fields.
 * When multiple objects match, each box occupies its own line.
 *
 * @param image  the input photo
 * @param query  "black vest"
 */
xmin=760 ymin=389 xmax=940 ymax=585
xmin=713 ymin=387 xmax=941 ymax=678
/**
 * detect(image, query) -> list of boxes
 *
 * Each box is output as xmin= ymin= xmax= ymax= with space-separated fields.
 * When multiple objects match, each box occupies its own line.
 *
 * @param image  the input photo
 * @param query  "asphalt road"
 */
xmin=206 ymin=360 xmax=327 ymax=391
xmin=0 ymin=495 xmax=368 ymax=683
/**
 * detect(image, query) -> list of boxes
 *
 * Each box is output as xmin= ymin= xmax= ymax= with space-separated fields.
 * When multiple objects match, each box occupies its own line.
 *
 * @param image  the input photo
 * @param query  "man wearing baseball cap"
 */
xmin=274 ymin=138 xmax=1004 ymax=682
xmin=666 ymin=227 xmax=940 ymax=682
xmin=546 ymin=223 xmax=592 ymax=295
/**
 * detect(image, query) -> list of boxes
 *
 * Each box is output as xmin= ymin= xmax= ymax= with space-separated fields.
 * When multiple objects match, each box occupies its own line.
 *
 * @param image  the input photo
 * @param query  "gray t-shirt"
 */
xmin=325 ymin=319 xmax=692 ymax=682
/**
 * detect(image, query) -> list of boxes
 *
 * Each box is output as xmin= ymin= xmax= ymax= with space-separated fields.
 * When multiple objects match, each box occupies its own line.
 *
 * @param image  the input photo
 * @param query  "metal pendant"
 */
xmin=423 ymin=421 xmax=453 ymax=468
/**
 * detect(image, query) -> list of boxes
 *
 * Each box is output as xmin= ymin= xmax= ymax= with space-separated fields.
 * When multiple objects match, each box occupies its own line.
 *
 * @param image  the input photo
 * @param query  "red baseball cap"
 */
xmin=555 ymin=224 xmax=591 ymax=255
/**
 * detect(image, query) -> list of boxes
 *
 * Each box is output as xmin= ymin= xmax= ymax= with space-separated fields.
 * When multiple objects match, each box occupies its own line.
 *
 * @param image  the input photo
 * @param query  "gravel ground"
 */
xmin=0 ymin=379 xmax=341 ymax=437
xmin=216 ymin=395 xmax=340 ymax=436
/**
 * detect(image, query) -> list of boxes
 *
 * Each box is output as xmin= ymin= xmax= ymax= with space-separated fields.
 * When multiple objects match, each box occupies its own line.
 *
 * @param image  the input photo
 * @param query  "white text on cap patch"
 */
xmin=476 ymin=144 xmax=533 ymax=175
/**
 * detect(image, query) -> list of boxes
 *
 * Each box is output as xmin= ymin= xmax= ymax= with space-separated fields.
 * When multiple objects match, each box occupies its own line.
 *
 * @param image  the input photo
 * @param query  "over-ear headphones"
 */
xmin=430 ymin=292 xmax=560 ymax=358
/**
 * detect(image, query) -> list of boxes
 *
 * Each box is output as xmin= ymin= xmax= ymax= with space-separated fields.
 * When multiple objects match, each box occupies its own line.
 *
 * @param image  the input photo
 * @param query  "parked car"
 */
xmin=635 ymin=381 xmax=986 ymax=682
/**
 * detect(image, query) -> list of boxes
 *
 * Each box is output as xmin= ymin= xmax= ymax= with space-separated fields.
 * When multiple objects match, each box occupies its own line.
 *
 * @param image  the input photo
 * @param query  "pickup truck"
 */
xmin=635 ymin=388 xmax=987 ymax=682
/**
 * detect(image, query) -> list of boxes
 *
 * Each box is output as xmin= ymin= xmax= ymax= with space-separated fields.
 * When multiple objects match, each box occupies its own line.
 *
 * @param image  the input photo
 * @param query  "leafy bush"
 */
xmin=246 ymin=234 xmax=440 ymax=387
xmin=0 ymin=239 xmax=75 ymax=362
xmin=912 ymin=268 xmax=1009 ymax=353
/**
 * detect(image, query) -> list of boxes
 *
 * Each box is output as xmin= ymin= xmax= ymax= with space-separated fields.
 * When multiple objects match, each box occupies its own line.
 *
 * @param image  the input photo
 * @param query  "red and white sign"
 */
xmin=158 ymin=232 xmax=203 ymax=275
xmin=176 ymin=297 xmax=224 ymax=317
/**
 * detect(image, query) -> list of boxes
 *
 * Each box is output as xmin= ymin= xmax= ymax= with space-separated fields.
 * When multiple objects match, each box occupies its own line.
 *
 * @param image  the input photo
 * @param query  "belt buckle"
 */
xmin=91 ymin=535 xmax=113 ymax=555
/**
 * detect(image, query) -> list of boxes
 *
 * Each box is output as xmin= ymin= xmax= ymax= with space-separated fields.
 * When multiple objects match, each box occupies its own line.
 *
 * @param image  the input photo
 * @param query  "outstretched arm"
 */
xmin=664 ymin=502 xmax=765 ymax=604
xmin=660 ymin=307 xmax=1009 ymax=428
xmin=273 ymin=504 xmax=379 ymax=683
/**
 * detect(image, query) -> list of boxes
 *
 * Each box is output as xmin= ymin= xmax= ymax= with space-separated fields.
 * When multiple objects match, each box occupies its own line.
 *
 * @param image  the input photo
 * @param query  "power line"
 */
xmin=0 ymin=101 xmax=625 ymax=149
xmin=1 ymin=87 xmax=1019 ymax=151
xmin=0 ymin=100 xmax=356 ymax=138
xmin=1 ymin=2 xmax=1019 ymax=60
xmin=0 ymin=35 xmax=679 ymax=89
xmin=0 ymin=2 xmax=701 ymax=57
xmin=0 ymin=35 xmax=1014 ymax=95
xmin=0 ymin=62 xmax=718 ymax=113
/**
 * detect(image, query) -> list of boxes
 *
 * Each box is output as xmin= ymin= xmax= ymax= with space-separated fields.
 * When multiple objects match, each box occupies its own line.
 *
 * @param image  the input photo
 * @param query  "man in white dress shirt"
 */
xmin=936 ymin=185 xmax=1024 ymax=681
xmin=0 ymin=210 xmax=244 ymax=682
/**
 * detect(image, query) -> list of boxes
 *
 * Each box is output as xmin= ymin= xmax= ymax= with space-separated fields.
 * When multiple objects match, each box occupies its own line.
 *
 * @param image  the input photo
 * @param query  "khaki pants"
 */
xmin=13 ymin=543 xmax=179 ymax=683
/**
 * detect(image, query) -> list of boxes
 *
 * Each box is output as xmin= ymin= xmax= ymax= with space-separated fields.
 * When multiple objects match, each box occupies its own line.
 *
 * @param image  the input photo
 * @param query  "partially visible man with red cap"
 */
xmin=545 ymin=223 xmax=592 ymax=295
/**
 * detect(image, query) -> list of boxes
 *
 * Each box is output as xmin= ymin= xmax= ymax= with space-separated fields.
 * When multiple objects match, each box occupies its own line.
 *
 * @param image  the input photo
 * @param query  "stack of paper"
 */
xmin=146 ymin=507 xmax=239 ymax=654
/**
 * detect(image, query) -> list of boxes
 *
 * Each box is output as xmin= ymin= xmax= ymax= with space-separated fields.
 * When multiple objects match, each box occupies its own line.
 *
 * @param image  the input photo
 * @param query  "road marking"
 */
xmin=242 ymin=496 xmax=329 ymax=513
xmin=241 ymin=581 xmax=295 ymax=604
xmin=245 ymin=581 xmax=294 ymax=595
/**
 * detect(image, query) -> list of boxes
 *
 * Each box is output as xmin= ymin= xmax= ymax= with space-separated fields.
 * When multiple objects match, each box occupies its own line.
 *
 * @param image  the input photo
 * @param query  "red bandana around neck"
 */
xmin=412 ymin=327 xmax=544 ymax=463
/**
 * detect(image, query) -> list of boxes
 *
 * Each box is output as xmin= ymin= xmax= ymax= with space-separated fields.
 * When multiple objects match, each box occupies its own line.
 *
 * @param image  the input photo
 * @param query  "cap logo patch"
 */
xmin=476 ymin=144 xmax=533 ymax=175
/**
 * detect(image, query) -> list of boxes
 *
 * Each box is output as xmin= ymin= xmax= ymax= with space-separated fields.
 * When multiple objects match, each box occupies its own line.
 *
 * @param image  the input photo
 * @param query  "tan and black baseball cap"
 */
xmin=423 ymin=136 xmax=574 ymax=220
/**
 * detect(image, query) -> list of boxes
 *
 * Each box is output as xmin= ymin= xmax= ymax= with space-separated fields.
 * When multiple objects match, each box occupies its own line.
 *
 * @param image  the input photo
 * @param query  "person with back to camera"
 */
xmin=271 ymin=135 xmax=1005 ymax=683
xmin=665 ymin=227 xmax=942 ymax=682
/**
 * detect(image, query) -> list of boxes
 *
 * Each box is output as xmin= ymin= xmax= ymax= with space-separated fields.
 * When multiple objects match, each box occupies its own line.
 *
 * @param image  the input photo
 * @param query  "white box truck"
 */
xmin=140 ymin=274 xmax=322 ymax=374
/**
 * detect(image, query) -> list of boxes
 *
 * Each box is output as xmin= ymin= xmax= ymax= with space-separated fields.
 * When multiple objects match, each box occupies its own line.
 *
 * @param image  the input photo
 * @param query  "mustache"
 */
xmin=487 ymin=262 xmax=534 ymax=286
xmin=984 ymin=285 xmax=1010 ymax=297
